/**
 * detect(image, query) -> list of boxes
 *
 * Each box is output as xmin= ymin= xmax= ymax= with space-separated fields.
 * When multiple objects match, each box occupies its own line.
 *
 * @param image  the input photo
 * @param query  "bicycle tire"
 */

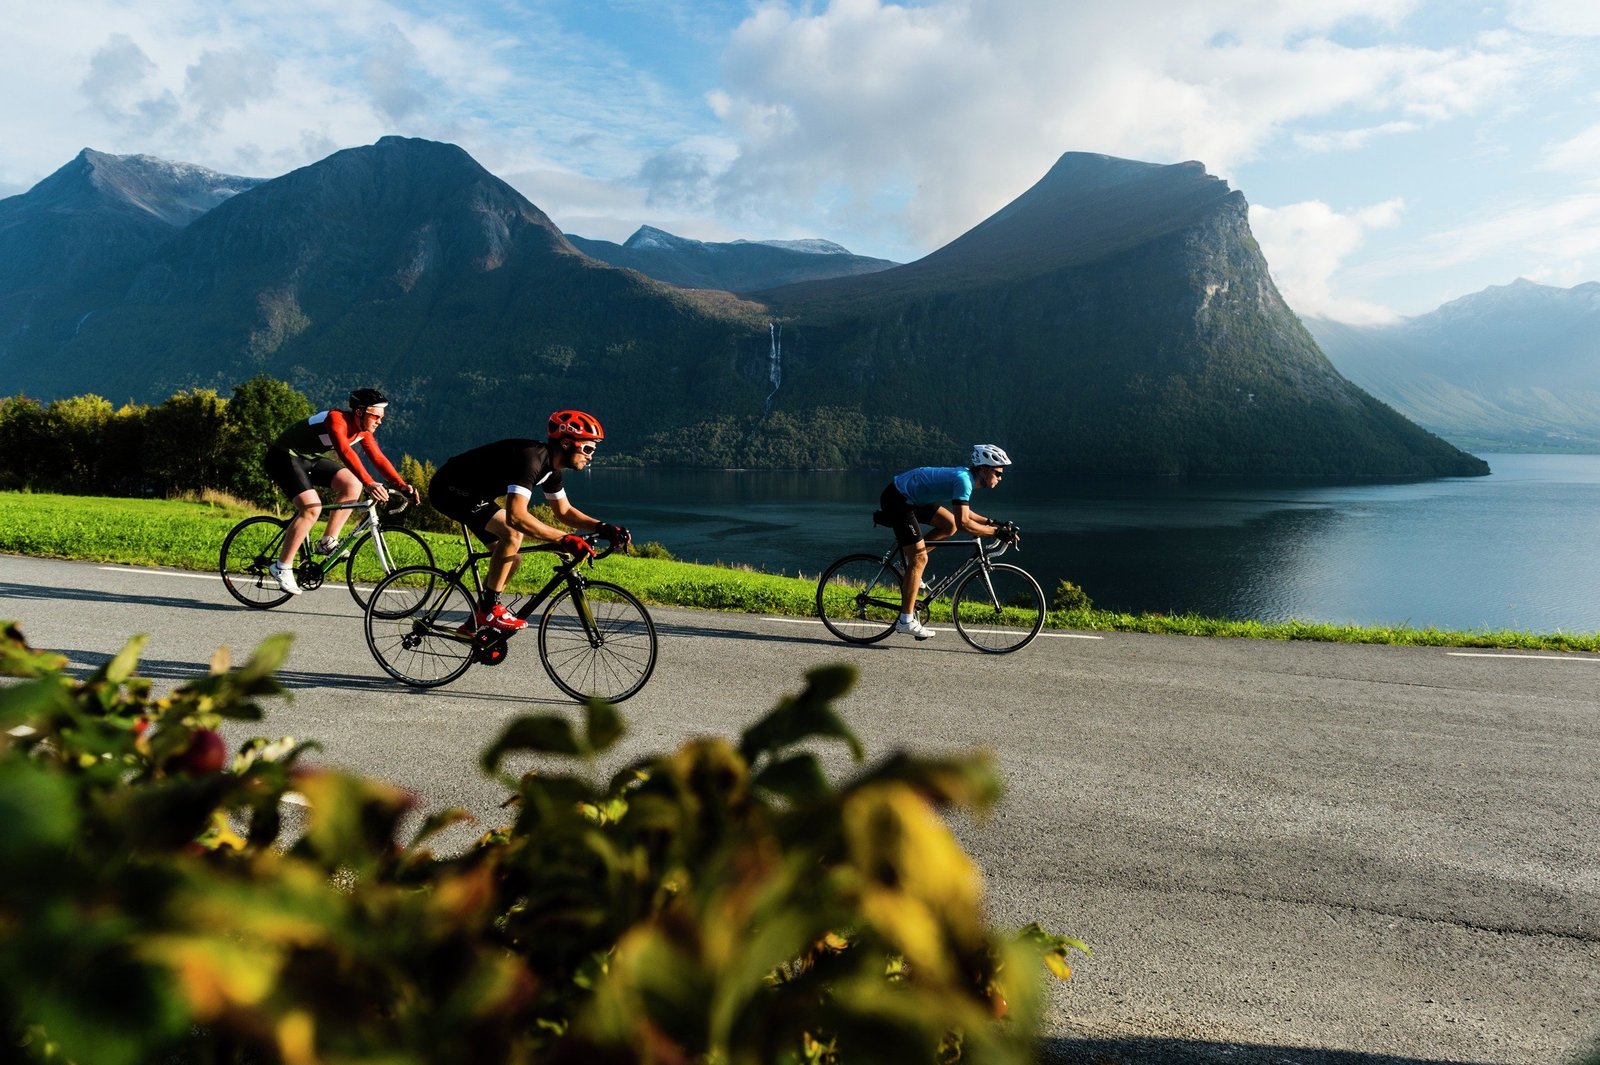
xmin=815 ymin=553 xmax=904 ymax=644
xmin=344 ymin=527 xmax=434 ymax=612
xmin=951 ymin=563 xmax=1046 ymax=654
xmin=364 ymin=566 xmax=478 ymax=687
xmin=538 ymin=580 xmax=658 ymax=703
xmin=220 ymin=515 xmax=295 ymax=609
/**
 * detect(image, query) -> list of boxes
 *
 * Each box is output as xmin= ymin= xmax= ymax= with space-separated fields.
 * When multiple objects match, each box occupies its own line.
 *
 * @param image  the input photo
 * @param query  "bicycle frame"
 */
xmin=428 ymin=529 xmax=615 ymax=644
xmin=879 ymin=536 xmax=1016 ymax=610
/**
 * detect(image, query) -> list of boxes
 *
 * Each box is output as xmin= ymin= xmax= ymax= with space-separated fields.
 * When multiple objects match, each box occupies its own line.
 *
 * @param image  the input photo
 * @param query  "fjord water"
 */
xmin=582 ymin=453 xmax=1600 ymax=634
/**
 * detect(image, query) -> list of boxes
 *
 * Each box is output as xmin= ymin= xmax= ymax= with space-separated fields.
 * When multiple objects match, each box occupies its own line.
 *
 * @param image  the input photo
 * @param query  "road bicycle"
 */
xmin=362 ymin=531 xmax=658 ymax=703
xmin=220 ymin=495 xmax=431 ymax=611
xmin=815 ymin=530 xmax=1045 ymax=653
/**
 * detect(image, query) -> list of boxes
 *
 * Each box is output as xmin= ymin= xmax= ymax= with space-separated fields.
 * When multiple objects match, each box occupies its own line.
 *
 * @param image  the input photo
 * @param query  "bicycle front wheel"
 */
xmin=220 ymin=516 xmax=294 ymax=609
xmin=815 ymin=553 xmax=904 ymax=644
xmin=951 ymin=563 xmax=1046 ymax=653
xmin=364 ymin=566 xmax=477 ymax=687
xmin=345 ymin=527 xmax=434 ymax=611
xmin=538 ymin=581 xmax=658 ymax=703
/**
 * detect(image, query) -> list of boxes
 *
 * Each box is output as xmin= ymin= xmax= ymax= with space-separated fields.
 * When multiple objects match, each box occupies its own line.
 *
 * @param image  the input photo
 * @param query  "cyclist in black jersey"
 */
xmin=428 ymin=409 xmax=631 ymax=633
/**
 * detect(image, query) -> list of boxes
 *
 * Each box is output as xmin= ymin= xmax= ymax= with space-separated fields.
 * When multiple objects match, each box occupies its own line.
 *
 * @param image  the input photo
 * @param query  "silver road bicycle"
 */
xmin=815 ymin=532 xmax=1045 ymax=653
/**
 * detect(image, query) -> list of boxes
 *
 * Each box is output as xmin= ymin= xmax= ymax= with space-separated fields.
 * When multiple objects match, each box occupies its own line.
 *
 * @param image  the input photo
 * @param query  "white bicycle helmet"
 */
xmin=971 ymin=443 xmax=1012 ymax=468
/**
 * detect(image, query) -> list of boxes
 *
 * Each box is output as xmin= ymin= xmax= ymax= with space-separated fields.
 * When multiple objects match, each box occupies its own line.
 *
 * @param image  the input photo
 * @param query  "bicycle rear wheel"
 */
xmin=951 ymin=563 xmax=1046 ymax=653
xmin=345 ymin=527 xmax=434 ymax=611
xmin=364 ymin=566 xmax=477 ymax=687
xmin=815 ymin=553 xmax=904 ymax=644
xmin=220 ymin=516 xmax=294 ymax=609
xmin=538 ymin=581 xmax=658 ymax=703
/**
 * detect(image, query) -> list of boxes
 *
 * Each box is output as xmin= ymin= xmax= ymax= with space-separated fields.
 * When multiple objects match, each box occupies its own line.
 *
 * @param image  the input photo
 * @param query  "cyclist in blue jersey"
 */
xmin=878 ymin=443 xmax=1018 ymax=640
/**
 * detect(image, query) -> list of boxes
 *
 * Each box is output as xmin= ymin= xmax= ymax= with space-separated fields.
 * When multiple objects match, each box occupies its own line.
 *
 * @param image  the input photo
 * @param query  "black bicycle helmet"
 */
xmin=348 ymin=387 xmax=388 ymax=409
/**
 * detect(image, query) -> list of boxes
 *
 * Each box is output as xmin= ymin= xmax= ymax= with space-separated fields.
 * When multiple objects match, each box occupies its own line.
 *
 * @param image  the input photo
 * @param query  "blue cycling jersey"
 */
xmin=892 ymin=466 xmax=974 ymax=507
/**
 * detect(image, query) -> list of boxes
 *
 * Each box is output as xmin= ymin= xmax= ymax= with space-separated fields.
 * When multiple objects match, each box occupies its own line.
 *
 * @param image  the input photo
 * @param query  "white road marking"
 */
xmin=99 ymin=566 xmax=221 ymax=581
xmin=763 ymin=617 xmax=1103 ymax=640
xmin=1447 ymin=651 xmax=1600 ymax=663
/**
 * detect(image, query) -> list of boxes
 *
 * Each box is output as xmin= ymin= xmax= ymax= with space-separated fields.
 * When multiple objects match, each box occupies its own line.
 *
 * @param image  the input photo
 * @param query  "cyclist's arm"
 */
xmin=356 ymin=435 xmax=417 ymax=499
xmin=951 ymin=501 xmax=1005 ymax=537
xmin=504 ymin=490 xmax=570 ymax=542
xmin=548 ymin=496 xmax=602 ymax=534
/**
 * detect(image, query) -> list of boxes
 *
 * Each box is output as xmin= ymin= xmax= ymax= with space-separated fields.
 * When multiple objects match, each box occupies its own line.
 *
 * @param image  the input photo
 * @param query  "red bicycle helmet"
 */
xmin=548 ymin=409 xmax=604 ymax=442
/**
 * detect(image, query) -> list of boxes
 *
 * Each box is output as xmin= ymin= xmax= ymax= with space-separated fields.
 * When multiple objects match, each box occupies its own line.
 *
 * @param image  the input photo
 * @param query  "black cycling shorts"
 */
xmin=429 ymin=476 xmax=503 ymax=545
xmin=879 ymin=483 xmax=943 ymax=547
xmin=264 ymin=446 xmax=343 ymax=499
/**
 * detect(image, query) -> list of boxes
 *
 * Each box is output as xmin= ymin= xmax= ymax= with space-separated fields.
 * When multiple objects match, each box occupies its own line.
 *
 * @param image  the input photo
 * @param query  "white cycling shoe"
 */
xmin=894 ymin=616 xmax=935 ymax=640
xmin=268 ymin=561 xmax=303 ymax=595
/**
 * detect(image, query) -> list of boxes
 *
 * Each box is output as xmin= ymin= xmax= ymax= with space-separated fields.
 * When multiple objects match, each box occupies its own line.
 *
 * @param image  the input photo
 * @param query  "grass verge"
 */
xmin=2 ymin=490 xmax=1597 ymax=652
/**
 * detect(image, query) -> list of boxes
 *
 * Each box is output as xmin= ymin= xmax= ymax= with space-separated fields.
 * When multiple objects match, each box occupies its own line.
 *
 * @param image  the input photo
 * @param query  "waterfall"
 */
xmin=763 ymin=321 xmax=782 ymax=414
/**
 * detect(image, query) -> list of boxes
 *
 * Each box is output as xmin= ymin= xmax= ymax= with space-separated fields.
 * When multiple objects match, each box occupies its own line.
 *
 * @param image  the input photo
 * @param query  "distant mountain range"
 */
xmin=0 ymin=137 xmax=1484 ymax=478
xmin=564 ymin=226 xmax=897 ymax=292
xmin=1306 ymin=279 xmax=1600 ymax=451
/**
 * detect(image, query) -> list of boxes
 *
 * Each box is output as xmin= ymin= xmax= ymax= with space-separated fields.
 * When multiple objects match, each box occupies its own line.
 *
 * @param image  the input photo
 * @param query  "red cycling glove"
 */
xmin=557 ymin=533 xmax=595 ymax=559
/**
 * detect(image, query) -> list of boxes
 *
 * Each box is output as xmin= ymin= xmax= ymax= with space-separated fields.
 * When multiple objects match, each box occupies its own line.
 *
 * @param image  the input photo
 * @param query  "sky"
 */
xmin=2 ymin=0 xmax=1598 ymax=324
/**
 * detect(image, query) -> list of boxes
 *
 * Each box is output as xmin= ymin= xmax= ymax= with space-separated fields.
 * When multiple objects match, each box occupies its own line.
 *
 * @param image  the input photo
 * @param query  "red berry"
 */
xmin=174 ymin=729 xmax=229 ymax=775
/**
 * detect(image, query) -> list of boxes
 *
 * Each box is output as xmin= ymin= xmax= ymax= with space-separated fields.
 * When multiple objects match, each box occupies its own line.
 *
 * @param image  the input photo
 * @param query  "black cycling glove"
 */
xmin=597 ymin=522 xmax=632 ymax=548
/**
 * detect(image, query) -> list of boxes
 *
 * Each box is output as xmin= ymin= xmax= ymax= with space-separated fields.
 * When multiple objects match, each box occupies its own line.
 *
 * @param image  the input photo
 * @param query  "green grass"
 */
xmin=3 ymin=490 xmax=1598 ymax=652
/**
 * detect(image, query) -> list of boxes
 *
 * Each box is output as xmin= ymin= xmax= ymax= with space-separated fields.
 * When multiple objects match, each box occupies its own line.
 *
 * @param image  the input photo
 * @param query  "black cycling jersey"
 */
xmin=432 ymin=439 xmax=566 ymax=501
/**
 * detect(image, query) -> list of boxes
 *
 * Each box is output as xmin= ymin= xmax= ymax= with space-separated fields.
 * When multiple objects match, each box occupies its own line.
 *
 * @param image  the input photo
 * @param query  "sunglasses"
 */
xmin=987 ymin=466 xmax=1004 ymax=477
xmin=576 ymin=442 xmax=598 ymax=456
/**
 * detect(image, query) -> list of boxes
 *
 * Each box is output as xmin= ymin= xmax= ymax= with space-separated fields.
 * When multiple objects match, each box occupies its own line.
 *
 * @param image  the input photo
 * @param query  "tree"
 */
xmin=221 ymin=375 xmax=314 ymax=503
xmin=144 ymin=389 xmax=230 ymax=496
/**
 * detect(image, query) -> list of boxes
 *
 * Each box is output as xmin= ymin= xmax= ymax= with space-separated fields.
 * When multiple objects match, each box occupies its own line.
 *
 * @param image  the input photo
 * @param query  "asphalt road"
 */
xmin=3 ymin=553 xmax=1597 ymax=1065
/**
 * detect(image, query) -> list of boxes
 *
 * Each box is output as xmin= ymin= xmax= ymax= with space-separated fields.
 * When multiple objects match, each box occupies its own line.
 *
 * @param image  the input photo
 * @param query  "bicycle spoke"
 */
xmin=538 ymin=581 xmax=658 ymax=702
xmin=952 ymin=563 xmax=1045 ymax=653
xmin=815 ymin=554 xmax=904 ymax=644
xmin=346 ymin=527 xmax=434 ymax=611
xmin=220 ymin=516 xmax=294 ymax=609
xmin=365 ymin=567 xmax=477 ymax=687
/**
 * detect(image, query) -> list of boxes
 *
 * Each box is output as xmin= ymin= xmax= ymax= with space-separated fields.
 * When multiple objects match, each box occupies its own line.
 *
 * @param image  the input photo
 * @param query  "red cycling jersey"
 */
xmin=272 ymin=410 xmax=404 ymax=489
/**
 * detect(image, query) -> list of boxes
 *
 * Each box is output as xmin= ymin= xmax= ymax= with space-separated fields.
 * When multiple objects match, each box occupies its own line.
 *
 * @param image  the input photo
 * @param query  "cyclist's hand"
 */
xmin=597 ymin=522 xmax=631 ymax=550
xmin=557 ymin=533 xmax=595 ymax=560
xmin=400 ymin=482 xmax=421 ymax=505
xmin=366 ymin=482 xmax=391 ymax=504
xmin=995 ymin=521 xmax=1020 ymax=543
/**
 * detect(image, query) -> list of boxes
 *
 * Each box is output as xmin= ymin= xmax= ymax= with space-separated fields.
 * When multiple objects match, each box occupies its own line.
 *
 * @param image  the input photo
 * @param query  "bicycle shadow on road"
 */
xmin=652 ymin=618 xmax=867 ymax=649
xmin=54 ymin=648 xmax=392 ymax=693
xmin=1040 ymin=1036 xmax=1513 ymax=1065
xmin=0 ymin=580 xmax=237 ymax=614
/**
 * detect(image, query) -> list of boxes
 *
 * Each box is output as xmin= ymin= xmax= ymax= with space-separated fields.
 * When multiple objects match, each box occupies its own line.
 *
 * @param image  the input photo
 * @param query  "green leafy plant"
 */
xmin=0 ymin=623 xmax=1084 ymax=1064
xmin=1051 ymin=580 xmax=1093 ymax=613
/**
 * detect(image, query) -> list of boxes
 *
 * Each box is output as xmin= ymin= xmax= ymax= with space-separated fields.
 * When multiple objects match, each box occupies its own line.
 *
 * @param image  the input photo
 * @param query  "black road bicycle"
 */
xmin=362 ymin=531 xmax=658 ymax=703
xmin=220 ymin=496 xmax=431 ymax=611
xmin=815 ymin=532 xmax=1045 ymax=653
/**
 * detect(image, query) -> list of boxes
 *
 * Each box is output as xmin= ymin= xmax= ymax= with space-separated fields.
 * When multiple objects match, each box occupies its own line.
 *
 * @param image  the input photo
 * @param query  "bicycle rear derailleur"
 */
xmin=472 ymin=629 xmax=509 ymax=666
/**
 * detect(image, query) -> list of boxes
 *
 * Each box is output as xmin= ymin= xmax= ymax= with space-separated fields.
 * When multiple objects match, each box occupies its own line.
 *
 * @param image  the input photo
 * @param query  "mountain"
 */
xmin=0 ymin=150 xmax=260 ymax=350
xmin=708 ymin=153 xmax=1485 ymax=477
xmin=564 ymin=225 xmax=897 ymax=292
xmin=0 ymin=137 xmax=774 ymax=463
xmin=0 ymin=139 xmax=1485 ymax=478
xmin=1306 ymin=279 xmax=1600 ymax=451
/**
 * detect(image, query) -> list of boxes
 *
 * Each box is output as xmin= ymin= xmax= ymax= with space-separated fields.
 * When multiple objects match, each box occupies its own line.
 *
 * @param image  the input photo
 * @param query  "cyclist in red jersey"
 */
xmin=428 ymin=409 xmax=630 ymax=633
xmin=262 ymin=388 xmax=419 ymax=595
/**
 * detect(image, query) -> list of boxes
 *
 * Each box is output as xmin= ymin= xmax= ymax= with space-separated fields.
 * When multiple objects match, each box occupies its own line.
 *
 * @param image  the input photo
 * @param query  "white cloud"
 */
xmin=1250 ymin=198 xmax=1405 ymax=323
xmin=692 ymin=0 xmax=1541 ymax=256
xmin=1507 ymin=0 xmax=1600 ymax=36
xmin=1293 ymin=121 xmax=1420 ymax=153
xmin=1541 ymin=122 xmax=1600 ymax=173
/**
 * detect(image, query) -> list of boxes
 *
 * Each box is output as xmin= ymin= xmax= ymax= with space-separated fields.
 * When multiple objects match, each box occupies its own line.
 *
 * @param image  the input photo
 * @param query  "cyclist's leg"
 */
xmin=433 ymin=475 xmax=524 ymax=629
xmin=264 ymin=447 xmax=321 ymax=565
xmin=881 ymin=485 xmax=933 ymax=615
xmin=321 ymin=464 xmax=363 ymax=543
